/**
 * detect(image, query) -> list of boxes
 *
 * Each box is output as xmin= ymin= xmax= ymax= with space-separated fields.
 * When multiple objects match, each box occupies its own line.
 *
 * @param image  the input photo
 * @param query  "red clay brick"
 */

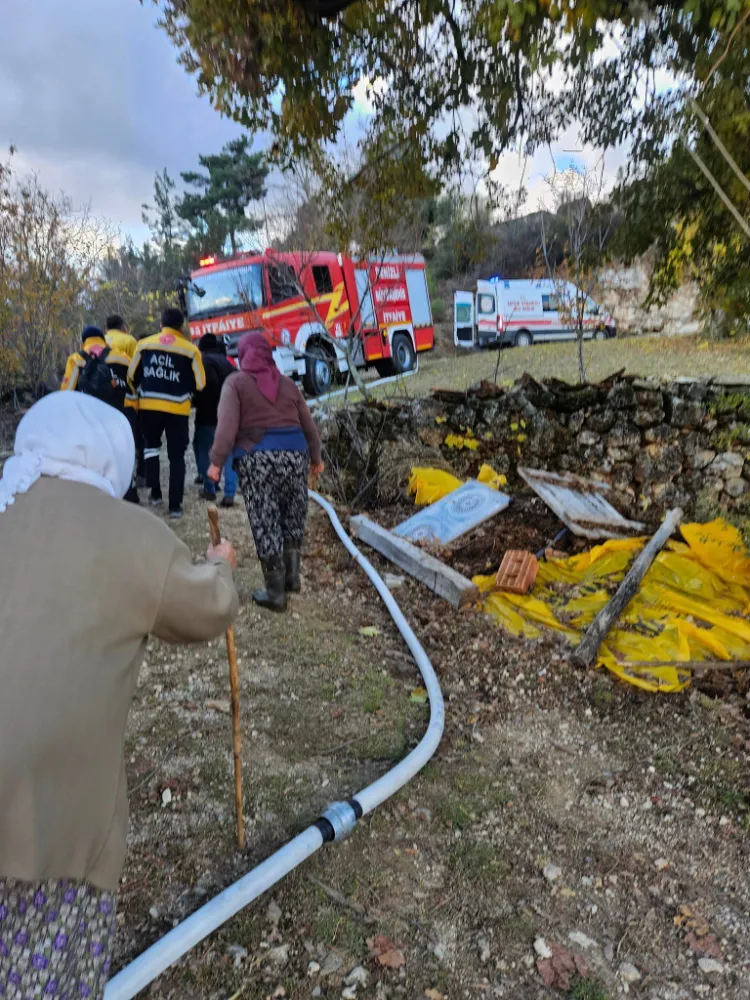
xmin=495 ymin=550 xmax=538 ymax=595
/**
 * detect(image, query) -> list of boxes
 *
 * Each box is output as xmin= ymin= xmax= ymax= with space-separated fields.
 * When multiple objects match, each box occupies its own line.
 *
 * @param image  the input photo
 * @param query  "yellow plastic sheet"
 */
xmin=407 ymin=465 xmax=508 ymax=506
xmin=407 ymin=467 xmax=462 ymax=505
xmin=477 ymin=520 xmax=750 ymax=693
xmin=681 ymin=519 xmax=750 ymax=586
xmin=599 ymin=627 xmax=692 ymax=693
xmin=537 ymin=537 xmax=644 ymax=585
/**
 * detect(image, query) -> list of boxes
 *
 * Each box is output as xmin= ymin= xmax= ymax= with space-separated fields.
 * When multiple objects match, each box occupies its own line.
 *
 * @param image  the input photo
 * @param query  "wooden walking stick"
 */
xmin=207 ymin=503 xmax=245 ymax=849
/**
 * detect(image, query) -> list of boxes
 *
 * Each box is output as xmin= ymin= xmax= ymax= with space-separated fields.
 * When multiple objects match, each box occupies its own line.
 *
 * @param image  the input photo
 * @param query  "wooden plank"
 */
xmin=518 ymin=466 xmax=647 ymax=540
xmin=571 ymin=507 xmax=683 ymax=669
xmin=350 ymin=515 xmax=479 ymax=609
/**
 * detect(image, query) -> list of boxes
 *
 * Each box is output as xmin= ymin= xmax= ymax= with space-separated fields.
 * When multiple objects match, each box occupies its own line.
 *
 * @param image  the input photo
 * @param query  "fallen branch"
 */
xmin=308 ymin=876 xmax=367 ymax=916
xmin=571 ymin=508 xmax=683 ymax=669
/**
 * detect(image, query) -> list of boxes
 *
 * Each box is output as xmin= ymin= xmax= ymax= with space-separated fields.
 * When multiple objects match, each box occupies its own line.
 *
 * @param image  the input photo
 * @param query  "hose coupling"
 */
xmin=316 ymin=801 xmax=360 ymax=843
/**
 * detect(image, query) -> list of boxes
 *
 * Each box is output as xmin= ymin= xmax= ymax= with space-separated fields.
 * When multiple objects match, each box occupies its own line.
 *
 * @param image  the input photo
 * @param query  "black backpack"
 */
xmin=77 ymin=347 xmax=125 ymax=409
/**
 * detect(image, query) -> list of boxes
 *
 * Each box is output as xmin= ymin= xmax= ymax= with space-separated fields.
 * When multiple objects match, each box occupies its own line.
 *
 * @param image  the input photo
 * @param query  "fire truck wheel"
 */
xmin=391 ymin=333 xmax=417 ymax=374
xmin=594 ymin=328 xmax=608 ymax=341
xmin=303 ymin=342 xmax=335 ymax=396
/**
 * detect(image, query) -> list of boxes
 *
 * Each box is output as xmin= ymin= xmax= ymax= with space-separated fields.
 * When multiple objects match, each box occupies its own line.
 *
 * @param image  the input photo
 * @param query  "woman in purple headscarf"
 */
xmin=209 ymin=332 xmax=323 ymax=611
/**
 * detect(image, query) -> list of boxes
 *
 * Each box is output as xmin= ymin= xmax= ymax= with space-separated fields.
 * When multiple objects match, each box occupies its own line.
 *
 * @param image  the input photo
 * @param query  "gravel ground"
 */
xmin=114 ymin=444 xmax=750 ymax=1000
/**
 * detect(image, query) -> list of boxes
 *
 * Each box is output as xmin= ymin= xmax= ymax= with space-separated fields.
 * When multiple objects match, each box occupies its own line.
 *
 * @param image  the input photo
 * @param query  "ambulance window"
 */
xmin=542 ymin=294 xmax=560 ymax=312
xmin=456 ymin=303 xmax=472 ymax=324
xmin=268 ymin=263 xmax=300 ymax=304
xmin=477 ymin=293 xmax=495 ymax=315
xmin=312 ymin=265 xmax=333 ymax=295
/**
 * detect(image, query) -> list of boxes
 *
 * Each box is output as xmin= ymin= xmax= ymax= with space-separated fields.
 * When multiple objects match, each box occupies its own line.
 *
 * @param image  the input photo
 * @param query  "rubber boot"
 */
xmin=284 ymin=539 xmax=302 ymax=593
xmin=253 ymin=555 xmax=287 ymax=612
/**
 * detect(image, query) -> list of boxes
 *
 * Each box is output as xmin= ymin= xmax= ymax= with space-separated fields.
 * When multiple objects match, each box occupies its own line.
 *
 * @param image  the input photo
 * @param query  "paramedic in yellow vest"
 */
xmin=104 ymin=313 xmax=138 ymax=361
xmin=61 ymin=326 xmax=131 ymax=399
xmin=61 ymin=324 xmax=140 ymax=503
xmin=106 ymin=314 xmax=144 ymax=487
xmin=128 ymin=307 xmax=206 ymax=519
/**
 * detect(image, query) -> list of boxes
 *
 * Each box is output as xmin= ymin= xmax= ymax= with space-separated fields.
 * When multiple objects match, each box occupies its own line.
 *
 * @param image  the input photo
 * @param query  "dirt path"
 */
xmin=116 ymin=473 xmax=750 ymax=1000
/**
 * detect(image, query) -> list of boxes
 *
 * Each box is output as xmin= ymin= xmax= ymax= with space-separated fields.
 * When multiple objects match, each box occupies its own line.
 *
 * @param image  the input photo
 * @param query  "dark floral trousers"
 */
xmin=237 ymin=450 xmax=309 ymax=561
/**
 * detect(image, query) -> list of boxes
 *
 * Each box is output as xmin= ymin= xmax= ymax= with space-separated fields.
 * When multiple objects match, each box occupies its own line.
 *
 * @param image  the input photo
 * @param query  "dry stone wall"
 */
xmin=319 ymin=375 xmax=750 ymax=525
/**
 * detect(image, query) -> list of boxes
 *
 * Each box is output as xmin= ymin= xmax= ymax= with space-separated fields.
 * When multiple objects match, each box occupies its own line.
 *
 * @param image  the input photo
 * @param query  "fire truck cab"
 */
xmin=183 ymin=249 xmax=435 ymax=396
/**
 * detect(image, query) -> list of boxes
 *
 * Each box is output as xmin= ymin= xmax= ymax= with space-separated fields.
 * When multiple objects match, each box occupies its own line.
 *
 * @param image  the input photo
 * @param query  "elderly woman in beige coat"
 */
xmin=0 ymin=392 xmax=239 ymax=1000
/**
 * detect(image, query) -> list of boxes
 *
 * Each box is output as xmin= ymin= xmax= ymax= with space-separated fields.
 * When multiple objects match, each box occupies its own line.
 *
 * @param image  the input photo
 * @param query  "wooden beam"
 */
xmin=624 ymin=659 xmax=750 ymax=672
xmin=571 ymin=507 xmax=684 ymax=669
xmin=350 ymin=515 xmax=479 ymax=609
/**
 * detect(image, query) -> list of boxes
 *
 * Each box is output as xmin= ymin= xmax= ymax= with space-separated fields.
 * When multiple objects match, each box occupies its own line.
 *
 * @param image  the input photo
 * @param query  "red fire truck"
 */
xmin=180 ymin=249 xmax=435 ymax=395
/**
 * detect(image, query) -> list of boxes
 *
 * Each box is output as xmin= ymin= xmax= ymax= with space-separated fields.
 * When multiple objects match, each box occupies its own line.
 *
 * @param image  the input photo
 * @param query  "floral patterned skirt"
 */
xmin=0 ymin=877 xmax=116 ymax=1000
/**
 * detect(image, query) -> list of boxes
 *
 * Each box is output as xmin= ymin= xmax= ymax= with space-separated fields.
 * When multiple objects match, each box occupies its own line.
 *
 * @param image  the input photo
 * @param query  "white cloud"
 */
xmin=351 ymin=76 xmax=388 ymax=116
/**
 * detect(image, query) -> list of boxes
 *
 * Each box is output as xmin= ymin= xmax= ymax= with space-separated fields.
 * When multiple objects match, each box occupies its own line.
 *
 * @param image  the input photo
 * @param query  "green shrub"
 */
xmin=432 ymin=297 xmax=447 ymax=322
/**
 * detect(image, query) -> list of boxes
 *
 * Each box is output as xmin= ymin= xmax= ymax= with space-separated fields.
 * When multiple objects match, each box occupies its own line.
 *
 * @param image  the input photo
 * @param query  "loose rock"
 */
xmin=267 ymin=944 xmax=290 ymax=968
xmin=227 ymin=944 xmax=248 ymax=968
xmin=345 ymin=966 xmax=369 ymax=987
xmin=320 ymin=952 xmax=345 ymax=976
xmin=619 ymin=962 xmax=641 ymax=984
xmin=568 ymin=931 xmax=598 ymax=951
xmin=543 ymin=863 xmax=562 ymax=883
xmin=534 ymin=937 xmax=553 ymax=959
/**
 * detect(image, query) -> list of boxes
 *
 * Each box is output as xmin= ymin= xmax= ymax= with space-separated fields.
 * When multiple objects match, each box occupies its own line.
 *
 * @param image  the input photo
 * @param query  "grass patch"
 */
xmin=432 ymin=770 xmax=513 ymax=829
xmin=313 ymin=909 xmax=365 ymax=956
xmin=361 ymin=676 xmax=386 ymax=714
xmin=571 ymin=979 xmax=610 ymax=1000
xmin=497 ymin=912 xmax=537 ymax=945
xmin=699 ymin=758 xmax=750 ymax=816
xmin=590 ymin=682 xmax=615 ymax=715
xmin=350 ymin=721 xmax=409 ymax=763
xmin=711 ymin=391 xmax=750 ymax=421
xmin=448 ymin=841 xmax=506 ymax=886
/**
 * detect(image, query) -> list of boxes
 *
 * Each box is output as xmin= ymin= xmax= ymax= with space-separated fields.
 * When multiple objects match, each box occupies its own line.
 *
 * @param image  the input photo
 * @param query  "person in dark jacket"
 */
xmin=194 ymin=333 xmax=237 ymax=507
xmin=208 ymin=331 xmax=323 ymax=612
xmin=61 ymin=325 xmax=139 ymax=504
xmin=61 ymin=326 xmax=131 ymax=405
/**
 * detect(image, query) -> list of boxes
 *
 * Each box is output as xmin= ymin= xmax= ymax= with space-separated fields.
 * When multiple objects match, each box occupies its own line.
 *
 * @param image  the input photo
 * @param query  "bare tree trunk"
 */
xmin=577 ymin=327 xmax=586 ymax=384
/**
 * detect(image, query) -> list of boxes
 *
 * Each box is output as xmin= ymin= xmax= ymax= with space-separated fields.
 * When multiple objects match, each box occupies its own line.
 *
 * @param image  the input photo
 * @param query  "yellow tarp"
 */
xmin=476 ymin=518 xmax=750 ymax=693
xmin=407 ymin=467 xmax=462 ymax=505
xmin=407 ymin=464 xmax=507 ymax=506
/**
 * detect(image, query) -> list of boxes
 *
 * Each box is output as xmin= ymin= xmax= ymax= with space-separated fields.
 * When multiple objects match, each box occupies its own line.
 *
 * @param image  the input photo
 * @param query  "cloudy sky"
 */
xmin=1 ymin=1 xmax=630 ymax=247
xmin=0 ymin=0 xmax=245 ymax=243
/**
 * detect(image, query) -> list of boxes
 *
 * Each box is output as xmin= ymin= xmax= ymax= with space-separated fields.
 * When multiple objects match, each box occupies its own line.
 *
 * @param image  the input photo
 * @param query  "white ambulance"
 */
xmin=454 ymin=278 xmax=615 ymax=348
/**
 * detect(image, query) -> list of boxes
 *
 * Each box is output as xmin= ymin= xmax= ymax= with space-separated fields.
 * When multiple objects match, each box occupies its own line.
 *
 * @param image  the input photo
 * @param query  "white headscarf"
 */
xmin=0 ymin=391 xmax=135 ymax=513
